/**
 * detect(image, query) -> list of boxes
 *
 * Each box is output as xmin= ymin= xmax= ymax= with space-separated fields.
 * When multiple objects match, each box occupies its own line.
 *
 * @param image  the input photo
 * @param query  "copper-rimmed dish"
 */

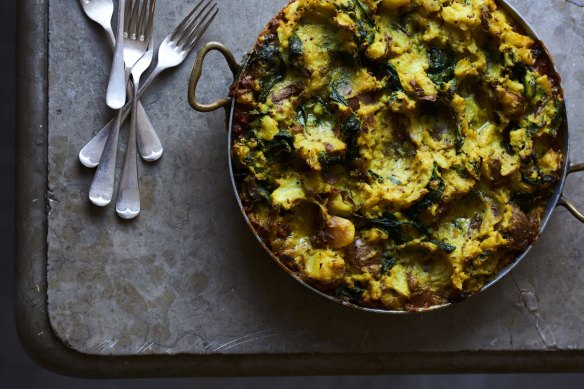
xmin=187 ymin=0 xmax=583 ymax=313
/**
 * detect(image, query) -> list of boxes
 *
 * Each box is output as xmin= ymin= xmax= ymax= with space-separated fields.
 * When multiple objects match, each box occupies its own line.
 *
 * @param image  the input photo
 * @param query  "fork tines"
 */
xmin=124 ymin=0 xmax=157 ymax=39
xmin=172 ymin=0 xmax=218 ymax=50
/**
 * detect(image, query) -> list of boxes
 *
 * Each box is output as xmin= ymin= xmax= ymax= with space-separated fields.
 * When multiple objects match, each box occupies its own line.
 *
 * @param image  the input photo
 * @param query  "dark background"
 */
xmin=2 ymin=1 xmax=583 ymax=387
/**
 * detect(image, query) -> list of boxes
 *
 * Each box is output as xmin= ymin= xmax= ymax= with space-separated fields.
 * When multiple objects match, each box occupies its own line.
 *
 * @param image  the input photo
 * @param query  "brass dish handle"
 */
xmin=558 ymin=162 xmax=584 ymax=223
xmin=188 ymin=42 xmax=241 ymax=112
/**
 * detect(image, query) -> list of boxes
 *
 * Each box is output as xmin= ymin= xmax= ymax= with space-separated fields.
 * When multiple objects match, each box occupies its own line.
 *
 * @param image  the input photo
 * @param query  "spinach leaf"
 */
xmin=453 ymin=164 xmax=470 ymax=179
xmin=454 ymin=158 xmax=482 ymax=179
xmin=355 ymin=18 xmax=374 ymax=45
xmin=356 ymin=212 xmax=457 ymax=253
xmin=511 ymin=192 xmax=534 ymax=213
xmin=503 ymin=50 xmax=516 ymax=68
xmin=381 ymin=252 xmax=397 ymax=274
xmin=341 ymin=115 xmax=361 ymax=137
xmin=359 ymin=212 xmax=426 ymax=244
xmin=335 ymin=284 xmax=365 ymax=303
xmin=365 ymin=60 xmax=403 ymax=93
xmin=523 ymin=70 xmax=538 ymax=105
xmin=368 ymin=170 xmax=384 ymax=183
xmin=525 ymin=120 xmax=546 ymax=136
xmin=352 ymin=0 xmax=373 ymax=23
xmin=249 ymin=42 xmax=286 ymax=73
xmin=502 ymin=122 xmax=517 ymax=154
xmin=345 ymin=143 xmax=361 ymax=163
xmin=510 ymin=63 xmax=527 ymax=84
xmin=296 ymin=105 xmax=307 ymax=126
xmin=520 ymin=171 xmax=557 ymax=187
xmin=250 ymin=42 xmax=288 ymax=102
xmin=330 ymin=85 xmax=349 ymax=107
xmin=470 ymin=158 xmax=482 ymax=176
xmin=272 ymin=131 xmax=295 ymax=147
xmin=341 ymin=115 xmax=361 ymax=162
xmin=427 ymin=46 xmax=456 ymax=85
xmin=406 ymin=163 xmax=445 ymax=217
xmin=391 ymin=22 xmax=409 ymax=35
xmin=353 ymin=0 xmax=374 ymax=47
xmin=335 ymin=0 xmax=375 ymax=45
xmin=242 ymin=177 xmax=273 ymax=204
xmin=362 ymin=213 xmax=406 ymax=243
xmin=385 ymin=62 xmax=404 ymax=92
xmin=454 ymin=122 xmax=464 ymax=151
xmin=426 ymin=164 xmax=446 ymax=202
xmin=549 ymin=97 xmax=565 ymax=137
xmin=259 ymin=72 xmax=286 ymax=102
xmin=265 ymin=131 xmax=295 ymax=161
xmin=245 ymin=129 xmax=266 ymax=149
xmin=288 ymin=34 xmax=303 ymax=64
xmin=296 ymin=96 xmax=333 ymax=128
xmin=319 ymin=152 xmax=344 ymax=170
xmin=232 ymin=169 xmax=250 ymax=180
xmin=313 ymin=96 xmax=333 ymax=116
xmin=255 ymin=185 xmax=272 ymax=204
xmin=429 ymin=240 xmax=457 ymax=253
xmin=368 ymin=212 xmax=402 ymax=230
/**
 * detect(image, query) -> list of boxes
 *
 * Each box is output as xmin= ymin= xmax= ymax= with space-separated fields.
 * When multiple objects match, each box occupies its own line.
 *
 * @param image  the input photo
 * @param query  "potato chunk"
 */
xmin=303 ymin=249 xmax=346 ymax=283
xmin=324 ymin=216 xmax=356 ymax=249
xmin=271 ymin=177 xmax=305 ymax=210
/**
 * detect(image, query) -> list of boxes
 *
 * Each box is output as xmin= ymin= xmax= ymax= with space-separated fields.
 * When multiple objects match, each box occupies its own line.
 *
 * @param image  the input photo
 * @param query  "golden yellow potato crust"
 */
xmin=230 ymin=0 xmax=565 ymax=311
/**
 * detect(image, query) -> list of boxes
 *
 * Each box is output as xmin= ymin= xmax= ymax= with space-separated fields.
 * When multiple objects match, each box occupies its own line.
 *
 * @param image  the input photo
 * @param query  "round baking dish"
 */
xmin=187 ymin=0 xmax=584 ymax=313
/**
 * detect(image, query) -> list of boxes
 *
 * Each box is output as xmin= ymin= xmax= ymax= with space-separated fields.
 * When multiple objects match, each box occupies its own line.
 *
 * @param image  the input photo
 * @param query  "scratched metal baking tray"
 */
xmin=15 ymin=0 xmax=584 ymax=377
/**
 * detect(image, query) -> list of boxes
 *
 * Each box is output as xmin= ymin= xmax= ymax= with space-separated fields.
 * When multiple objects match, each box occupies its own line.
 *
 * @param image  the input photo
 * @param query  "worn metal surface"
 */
xmin=16 ymin=0 xmax=584 ymax=376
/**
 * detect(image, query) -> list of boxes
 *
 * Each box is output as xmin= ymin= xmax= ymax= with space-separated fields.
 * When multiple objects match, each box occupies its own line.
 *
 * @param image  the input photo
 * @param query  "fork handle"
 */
xmin=79 ymin=89 xmax=163 ymax=168
xmin=136 ymin=102 xmax=163 ymax=161
xmin=79 ymin=117 xmax=114 ymax=168
xmin=106 ymin=0 xmax=126 ymax=109
xmin=90 ymin=15 xmax=162 ymax=164
xmin=116 ymin=77 xmax=142 ymax=219
xmin=80 ymin=65 xmax=165 ymax=167
xmin=88 ymin=110 xmax=123 ymax=206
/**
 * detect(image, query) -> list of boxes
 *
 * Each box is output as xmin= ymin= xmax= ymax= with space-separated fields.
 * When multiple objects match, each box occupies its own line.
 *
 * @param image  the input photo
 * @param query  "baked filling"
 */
xmin=230 ymin=0 xmax=565 ymax=311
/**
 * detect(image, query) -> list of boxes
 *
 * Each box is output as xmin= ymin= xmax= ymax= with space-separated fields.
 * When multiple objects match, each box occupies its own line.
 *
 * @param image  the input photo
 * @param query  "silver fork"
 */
xmin=106 ymin=0 xmax=127 ymax=109
xmin=116 ymin=11 xmax=156 ymax=219
xmin=78 ymin=0 xmax=116 ymax=49
xmin=79 ymin=0 xmax=219 ymax=167
xmin=78 ymin=0 xmax=162 ymax=167
xmin=89 ymin=0 xmax=156 ymax=207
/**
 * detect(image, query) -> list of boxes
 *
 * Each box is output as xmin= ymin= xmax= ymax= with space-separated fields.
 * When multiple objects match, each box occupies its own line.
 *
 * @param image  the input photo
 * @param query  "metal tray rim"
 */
xmin=15 ymin=0 xmax=584 ymax=377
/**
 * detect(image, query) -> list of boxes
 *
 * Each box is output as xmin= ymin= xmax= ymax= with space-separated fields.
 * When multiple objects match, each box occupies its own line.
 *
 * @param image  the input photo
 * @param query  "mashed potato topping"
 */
xmin=230 ymin=0 xmax=565 ymax=311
